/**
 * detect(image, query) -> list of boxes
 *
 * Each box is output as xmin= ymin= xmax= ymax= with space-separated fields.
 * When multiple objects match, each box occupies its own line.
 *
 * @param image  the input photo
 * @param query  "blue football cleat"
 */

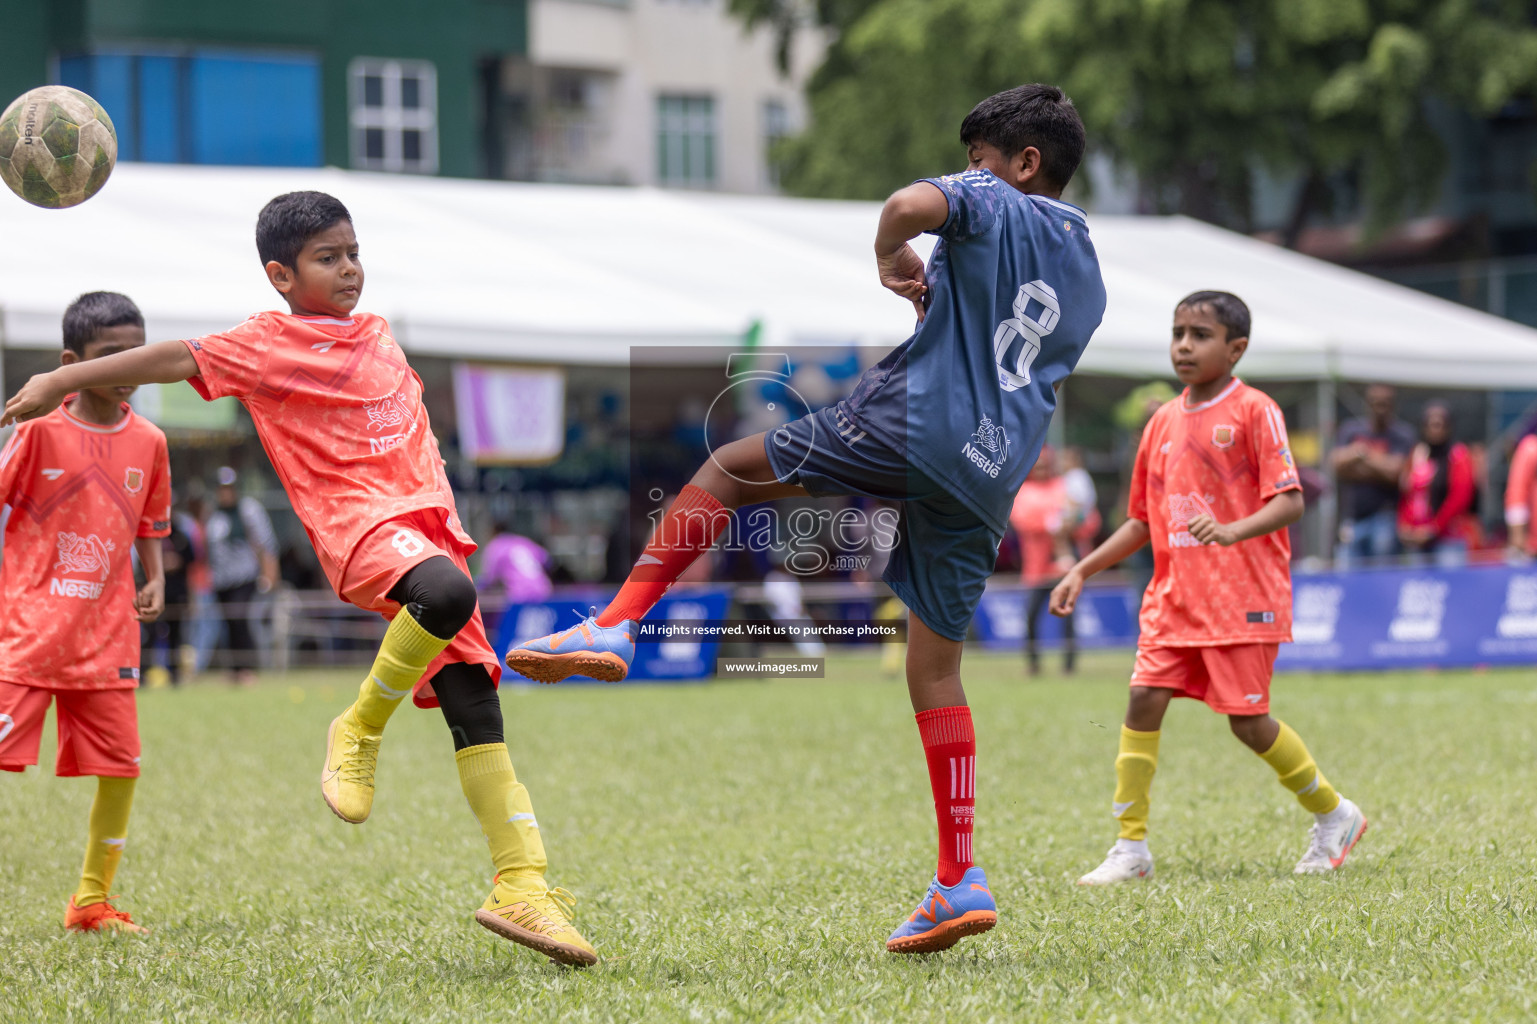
xmin=504 ymin=612 xmax=636 ymax=684
xmin=886 ymin=865 xmax=998 ymax=954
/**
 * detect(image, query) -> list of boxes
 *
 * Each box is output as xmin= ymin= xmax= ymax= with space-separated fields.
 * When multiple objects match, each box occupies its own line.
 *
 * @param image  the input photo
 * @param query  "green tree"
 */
xmin=738 ymin=0 xmax=1537 ymax=241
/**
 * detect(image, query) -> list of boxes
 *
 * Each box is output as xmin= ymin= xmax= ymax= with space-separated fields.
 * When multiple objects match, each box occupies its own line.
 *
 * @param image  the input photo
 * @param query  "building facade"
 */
xmin=1 ymin=0 xmax=818 ymax=194
xmin=484 ymin=0 xmax=823 ymax=192
xmin=1 ymin=0 xmax=527 ymax=178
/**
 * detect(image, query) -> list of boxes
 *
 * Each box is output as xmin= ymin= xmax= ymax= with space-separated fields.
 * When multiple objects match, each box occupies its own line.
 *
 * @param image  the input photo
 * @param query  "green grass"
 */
xmin=2 ymin=651 xmax=1536 ymax=1023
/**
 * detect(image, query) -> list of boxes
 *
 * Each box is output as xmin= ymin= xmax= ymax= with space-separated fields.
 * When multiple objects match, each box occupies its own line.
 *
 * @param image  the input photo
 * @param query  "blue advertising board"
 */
xmin=494 ymin=588 xmax=733 ymax=682
xmin=974 ymin=563 xmax=1537 ymax=671
xmin=973 ymin=586 xmax=1139 ymax=651
xmin=494 ymin=565 xmax=1537 ymax=679
xmin=1281 ymin=563 xmax=1537 ymax=670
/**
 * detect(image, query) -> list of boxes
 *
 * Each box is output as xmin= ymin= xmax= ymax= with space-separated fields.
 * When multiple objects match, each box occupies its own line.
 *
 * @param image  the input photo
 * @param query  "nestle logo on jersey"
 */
xmin=370 ymin=434 xmax=410 ymax=455
xmin=50 ymin=577 xmax=105 ymax=599
xmin=961 ymin=415 xmax=1009 ymax=478
xmin=50 ymin=531 xmax=112 ymax=600
xmin=1165 ymin=492 xmax=1216 ymax=548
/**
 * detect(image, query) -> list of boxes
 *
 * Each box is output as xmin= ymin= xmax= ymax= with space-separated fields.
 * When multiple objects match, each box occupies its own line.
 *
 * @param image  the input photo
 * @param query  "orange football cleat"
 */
xmin=64 ymin=895 xmax=149 ymax=935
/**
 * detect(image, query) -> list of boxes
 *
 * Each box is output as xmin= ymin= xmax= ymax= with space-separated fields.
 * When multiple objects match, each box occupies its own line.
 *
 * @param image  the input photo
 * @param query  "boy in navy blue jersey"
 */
xmin=509 ymin=84 xmax=1107 ymax=953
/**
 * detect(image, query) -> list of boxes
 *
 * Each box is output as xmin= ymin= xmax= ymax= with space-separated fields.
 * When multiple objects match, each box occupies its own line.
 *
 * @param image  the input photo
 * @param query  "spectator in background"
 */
xmin=141 ymin=500 xmax=199 ymax=686
xmin=1060 ymin=446 xmax=1102 ymax=554
xmin=1399 ymin=402 xmax=1477 ymax=565
xmin=1332 ymin=384 xmax=1415 ymax=566
xmin=206 ymin=466 xmax=278 ymax=684
xmin=1505 ymin=418 xmax=1537 ymax=557
xmin=1010 ymin=448 xmax=1076 ymax=676
xmin=475 ymin=517 xmax=554 ymax=632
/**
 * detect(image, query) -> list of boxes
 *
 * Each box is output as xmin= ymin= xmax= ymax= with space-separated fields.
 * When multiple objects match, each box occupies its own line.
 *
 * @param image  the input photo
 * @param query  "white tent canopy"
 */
xmin=3 ymin=163 xmax=1537 ymax=386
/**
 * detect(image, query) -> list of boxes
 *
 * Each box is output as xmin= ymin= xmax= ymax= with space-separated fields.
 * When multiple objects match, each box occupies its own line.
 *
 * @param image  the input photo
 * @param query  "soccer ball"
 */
xmin=0 ymin=86 xmax=117 ymax=209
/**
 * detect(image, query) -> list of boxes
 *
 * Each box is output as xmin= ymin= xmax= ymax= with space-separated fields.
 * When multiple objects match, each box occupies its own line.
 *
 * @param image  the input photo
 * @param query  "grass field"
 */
xmin=3 ymin=650 xmax=1536 ymax=1023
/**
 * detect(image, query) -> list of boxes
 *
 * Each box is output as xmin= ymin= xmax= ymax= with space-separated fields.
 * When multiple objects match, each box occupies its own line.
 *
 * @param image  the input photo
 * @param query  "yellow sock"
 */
xmin=76 ymin=777 xmax=135 ymax=907
xmin=457 ymin=743 xmax=547 ymax=881
xmin=1114 ymin=726 xmax=1159 ymax=841
xmin=1259 ymin=721 xmax=1341 ymax=815
xmin=352 ymin=611 xmax=453 ymax=730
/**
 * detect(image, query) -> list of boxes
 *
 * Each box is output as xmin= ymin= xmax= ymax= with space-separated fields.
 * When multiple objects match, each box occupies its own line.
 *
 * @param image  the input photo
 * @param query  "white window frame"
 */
xmin=657 ymin=93 xmax=716 ymax=187
xmin=349 ymin=57 xmax=438 ymax=174
xmin=761 ymin=98 xmax=791 ymax=190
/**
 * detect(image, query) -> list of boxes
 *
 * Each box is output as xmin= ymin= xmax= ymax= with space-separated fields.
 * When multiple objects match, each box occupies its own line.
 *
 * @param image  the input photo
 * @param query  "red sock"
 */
xmin=596 ymin=485 xmax=730 ymax=627
xmin=916 ymin=706 xmax=975 ymax=887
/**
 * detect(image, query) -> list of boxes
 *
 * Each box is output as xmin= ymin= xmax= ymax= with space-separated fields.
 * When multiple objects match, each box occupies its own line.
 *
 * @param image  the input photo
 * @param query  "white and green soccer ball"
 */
xmin=0 ymin=85 xmax=117 ymax=209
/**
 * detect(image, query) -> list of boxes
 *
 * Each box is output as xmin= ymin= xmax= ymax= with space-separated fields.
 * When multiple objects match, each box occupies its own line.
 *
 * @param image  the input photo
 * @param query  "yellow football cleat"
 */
xmin=474 ymin=874 xmax=598 ymax=967
xmin=320 ymin=706 xmax=382 ymax=824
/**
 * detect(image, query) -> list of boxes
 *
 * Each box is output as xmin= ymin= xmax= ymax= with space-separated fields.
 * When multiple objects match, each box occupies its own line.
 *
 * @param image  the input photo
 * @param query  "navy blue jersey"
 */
xmin=843 ymin=169 xmax=1106 ymax=534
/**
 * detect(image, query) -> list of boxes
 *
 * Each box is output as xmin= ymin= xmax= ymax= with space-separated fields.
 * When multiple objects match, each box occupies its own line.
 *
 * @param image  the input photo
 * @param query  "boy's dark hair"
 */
xmin=959 ymin=84 xmax=1086 ymax=191
xmin=256 ymin=191 xmax=352 ymax=268
xmin=1176 ymin=290 xmax=1251 ymax=341
xmin=61 ymin=291 xmax=143 ymax=355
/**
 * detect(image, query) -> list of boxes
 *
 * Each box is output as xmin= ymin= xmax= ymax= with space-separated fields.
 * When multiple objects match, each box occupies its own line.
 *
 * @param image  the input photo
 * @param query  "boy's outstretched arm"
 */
xmin=875 ymin=182 xmax=949 ymax=319
xmin=1187 ymin=490 xmax=1304 ymax=547
xmin=1050 ymin=518 xmax=1151 ymax=616
xmin=1 ymin=340 xmax=198 ymax=426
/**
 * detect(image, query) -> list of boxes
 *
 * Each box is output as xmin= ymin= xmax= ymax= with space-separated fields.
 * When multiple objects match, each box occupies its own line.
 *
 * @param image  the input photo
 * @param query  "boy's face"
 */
xmin=1169 ymin=303 xmax=1246 ymax=387
xmin=62 ymin=324 xmax=146 ymax=402
xmin=266 ymin=220 xmax=363 ymax=317
xmin=967 ymin=141 xmax=1055 ymax=196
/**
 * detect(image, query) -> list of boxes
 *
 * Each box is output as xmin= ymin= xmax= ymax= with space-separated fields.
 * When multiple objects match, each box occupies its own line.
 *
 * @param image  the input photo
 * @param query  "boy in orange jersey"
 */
xmin=0 ymin=292 xmax=169 ymax=933
xmin=3 ymin=193 xmax=594 ymax=966
xmin=1052 ymin=291 xmax=1367 ymax=883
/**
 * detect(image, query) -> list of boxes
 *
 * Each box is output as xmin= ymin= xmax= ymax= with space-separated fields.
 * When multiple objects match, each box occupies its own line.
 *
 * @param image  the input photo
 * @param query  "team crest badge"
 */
xmin=1212 ymin=425 xmax=1236 ymax=449
xmin=124 ymin=467 xmax=144 ymax=493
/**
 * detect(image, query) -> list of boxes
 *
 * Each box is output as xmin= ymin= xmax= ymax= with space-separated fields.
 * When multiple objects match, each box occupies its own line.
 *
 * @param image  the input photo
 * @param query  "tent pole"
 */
xmin=1316 ymin=377 xmax=1337 ymax=565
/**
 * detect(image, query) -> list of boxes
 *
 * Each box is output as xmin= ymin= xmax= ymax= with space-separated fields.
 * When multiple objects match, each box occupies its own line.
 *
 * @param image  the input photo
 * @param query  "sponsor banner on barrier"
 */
xmin=973 ymin=587 xmax=1138 ymax=651
xmin=496 ymin=565 xmax=1537 ymax=679
xmin=977 ymin=564 xmax=1537 ymax=670
xmin=1281 ymin=563 xmax=1537 ymax=670
xmin=495 ymin=589 xmax=732 ymax=681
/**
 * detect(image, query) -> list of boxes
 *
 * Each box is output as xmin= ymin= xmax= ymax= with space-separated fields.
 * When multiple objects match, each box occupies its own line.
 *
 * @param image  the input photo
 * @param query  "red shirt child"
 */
xmin=1052 ymin=290 xmax=1366 ymax=886
xmin=0 ymin=195 xmax=592 ymax=965
xmin=0 ymin=292 xmax=170 ymax=935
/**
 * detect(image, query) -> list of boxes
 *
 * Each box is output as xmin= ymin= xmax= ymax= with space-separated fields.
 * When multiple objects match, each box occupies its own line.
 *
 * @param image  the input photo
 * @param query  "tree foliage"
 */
xmin=734 ymin=0 xmax=1537 ymax=239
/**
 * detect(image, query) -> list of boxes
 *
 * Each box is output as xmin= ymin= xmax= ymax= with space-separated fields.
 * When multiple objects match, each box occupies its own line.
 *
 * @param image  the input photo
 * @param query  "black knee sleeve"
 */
xmin=386 ymin=556 xmax=479 ymax=639
xmin=433 ymin=663 xmax=504 ymax=751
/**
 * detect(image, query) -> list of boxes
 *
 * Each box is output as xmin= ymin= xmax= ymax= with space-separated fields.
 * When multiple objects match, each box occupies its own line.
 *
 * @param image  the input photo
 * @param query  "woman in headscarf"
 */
xmin=1399 ymin=402 xmax=1477 ymax=565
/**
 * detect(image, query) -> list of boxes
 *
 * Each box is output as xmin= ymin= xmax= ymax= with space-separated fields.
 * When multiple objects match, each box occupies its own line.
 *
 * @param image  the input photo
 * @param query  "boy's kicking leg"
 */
xmin=1078 ymin=682 xmax=1169 ymax=885
xmin=511 ymin=416 xmax=1001 ymax=954
xmin=434 ymin=664 xmax=596 ymax=966
xmin=883 ymin=615 xmax=998 ymax=954
xmin=1228 ymin=714 xmax=1367 ymax=874
xmin=505 ymin=433 xmax=803 ymax=683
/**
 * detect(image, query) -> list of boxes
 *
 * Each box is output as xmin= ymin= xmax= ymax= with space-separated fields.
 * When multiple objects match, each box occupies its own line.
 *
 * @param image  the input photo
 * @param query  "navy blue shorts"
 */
xmin=762 ymin=403 xmax=1002 ymax=641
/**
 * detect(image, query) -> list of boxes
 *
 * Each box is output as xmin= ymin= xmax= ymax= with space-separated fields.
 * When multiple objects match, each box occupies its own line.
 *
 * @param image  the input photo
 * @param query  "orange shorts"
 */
xmin=1130 ymin=644 xmax=1278 ymax=715
xmin=0 ymin=682 xmax=140 ymax=777
xmin=338 ymin=510 xmax=501 ymax=708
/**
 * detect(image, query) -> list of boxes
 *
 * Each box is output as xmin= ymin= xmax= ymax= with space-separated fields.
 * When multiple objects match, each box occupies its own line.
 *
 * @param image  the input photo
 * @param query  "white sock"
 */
xmin=1114 ymin=838 xmax=1150 ymax=856
xmin=1317 ymin=797 xmax=1353 ymax=823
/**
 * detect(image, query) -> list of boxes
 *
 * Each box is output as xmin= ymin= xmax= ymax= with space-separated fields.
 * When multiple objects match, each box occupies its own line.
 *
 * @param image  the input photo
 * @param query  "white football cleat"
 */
xmin=1294 ymin=797 xmax=1368 ymax=875
xmin=1077 ymin=839 xmax=1155 ymax=886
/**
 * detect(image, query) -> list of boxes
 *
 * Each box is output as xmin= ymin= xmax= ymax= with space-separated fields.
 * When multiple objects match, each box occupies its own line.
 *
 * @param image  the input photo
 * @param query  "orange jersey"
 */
xmin=184 ymin=312 xmax=473 ymax=592
xmin=1129 ymin=379 xmax=1300 ymax=646
xmin=1505 ymin=435 xmax=1537 ymax=553
xmin=0 ymin=403 xmax=171 ymax=689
